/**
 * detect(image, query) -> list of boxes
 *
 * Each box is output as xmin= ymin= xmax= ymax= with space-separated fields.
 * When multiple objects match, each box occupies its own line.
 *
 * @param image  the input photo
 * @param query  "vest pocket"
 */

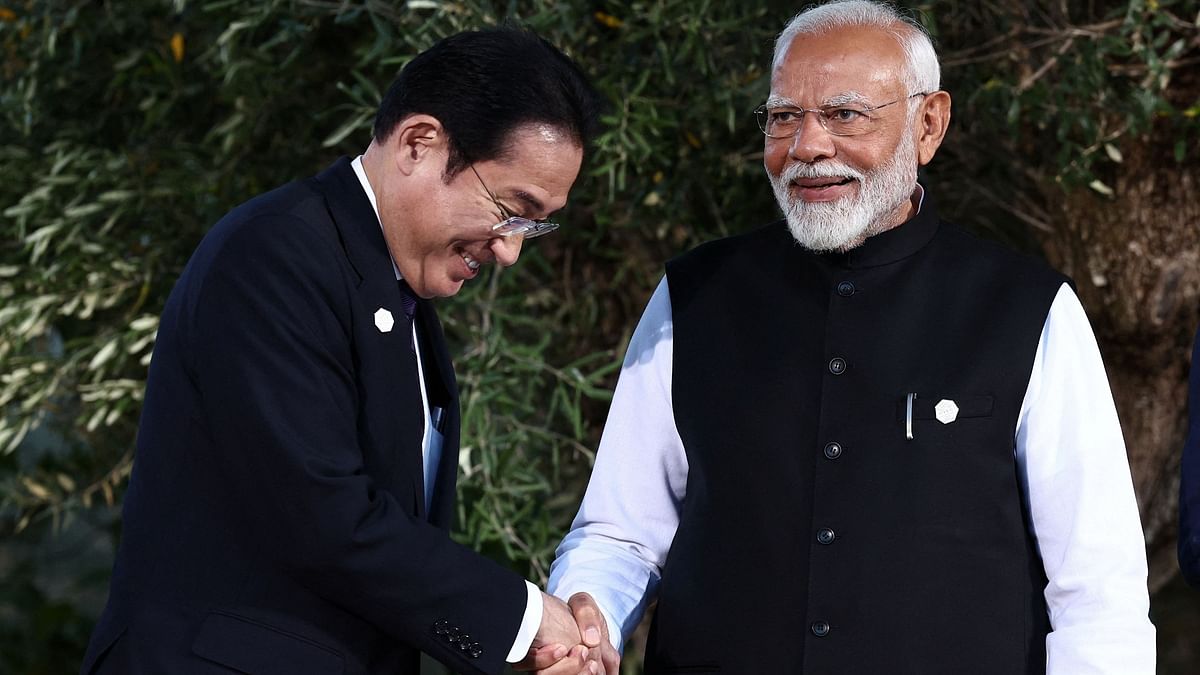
xmin=894 ymin=394 xmax=994 ymax=422
xmin=191 ymin=610 xmax=345 ymax=674
xmin=892 ymin=389 xmax=993 ymax=429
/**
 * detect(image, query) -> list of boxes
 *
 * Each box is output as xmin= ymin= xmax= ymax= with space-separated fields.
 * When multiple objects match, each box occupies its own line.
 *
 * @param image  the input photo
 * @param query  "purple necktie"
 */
xmin=398 ymin=280 xmax=417 ymax=352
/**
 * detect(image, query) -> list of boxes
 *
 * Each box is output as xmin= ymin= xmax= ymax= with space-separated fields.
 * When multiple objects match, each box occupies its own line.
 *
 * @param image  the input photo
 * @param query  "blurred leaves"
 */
xmin=928 ymin=0 xmax=1200 ymax=245
xmin=1 ymin=0 xmax=1196 ymax=671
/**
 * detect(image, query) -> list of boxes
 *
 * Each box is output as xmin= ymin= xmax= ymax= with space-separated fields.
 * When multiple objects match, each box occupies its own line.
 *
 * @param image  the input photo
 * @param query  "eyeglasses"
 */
xmin=754 ymin=92 xmax=929 ymax=138
xmin=469 ymin=165 xmax=559 ymax=239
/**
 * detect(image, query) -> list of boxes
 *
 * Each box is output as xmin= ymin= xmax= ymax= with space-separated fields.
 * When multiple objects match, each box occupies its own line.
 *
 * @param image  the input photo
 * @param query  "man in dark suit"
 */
xmin=1181 ymin=325 xmax=1200 ymax=587
xmin=82 ymin=27 xmax=607 ymax=675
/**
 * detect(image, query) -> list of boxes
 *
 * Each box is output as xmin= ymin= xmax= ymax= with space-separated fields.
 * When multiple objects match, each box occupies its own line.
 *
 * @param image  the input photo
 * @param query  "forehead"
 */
xmin=484 ymin=124 xmax=583 ymax=214
xmin=770 ymin=25 xmax=908 ymax=103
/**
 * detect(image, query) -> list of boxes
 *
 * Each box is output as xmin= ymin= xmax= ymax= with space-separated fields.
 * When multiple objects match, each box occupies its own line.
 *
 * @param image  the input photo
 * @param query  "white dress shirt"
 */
xmin=351 ymin=156 xmax=542 ymax=662
xmin=549 ymin=275 xmax=1156 ymax=674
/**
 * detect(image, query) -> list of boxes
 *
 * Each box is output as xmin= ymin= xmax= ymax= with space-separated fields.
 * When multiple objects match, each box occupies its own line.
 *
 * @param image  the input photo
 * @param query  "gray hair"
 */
xmin=773 ymin=0 xmax=941 ymax=95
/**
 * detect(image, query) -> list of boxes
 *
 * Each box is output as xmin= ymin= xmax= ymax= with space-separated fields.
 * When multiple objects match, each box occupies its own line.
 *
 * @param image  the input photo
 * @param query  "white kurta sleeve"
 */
xmin=1016 ymin=283 xmax=1156 ymax=674
xmin=547 ymin=277 xmax=687 ymax=652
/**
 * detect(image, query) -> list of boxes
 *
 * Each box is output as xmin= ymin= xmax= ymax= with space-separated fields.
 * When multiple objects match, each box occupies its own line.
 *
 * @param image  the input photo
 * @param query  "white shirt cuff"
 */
xmin=505 ymin=581 xmax=543 ymax=663
xmin=599 ymin=606 xmax=622 ymax=653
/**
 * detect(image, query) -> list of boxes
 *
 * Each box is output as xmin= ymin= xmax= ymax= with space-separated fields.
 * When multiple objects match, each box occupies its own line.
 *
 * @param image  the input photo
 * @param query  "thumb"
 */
xmin=568 ymin=592 xmax=608 ymax=648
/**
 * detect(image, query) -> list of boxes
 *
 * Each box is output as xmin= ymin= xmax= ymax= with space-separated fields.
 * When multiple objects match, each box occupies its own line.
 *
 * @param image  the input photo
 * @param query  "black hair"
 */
xmin=372 ymin=26 xmax=603 ymax=179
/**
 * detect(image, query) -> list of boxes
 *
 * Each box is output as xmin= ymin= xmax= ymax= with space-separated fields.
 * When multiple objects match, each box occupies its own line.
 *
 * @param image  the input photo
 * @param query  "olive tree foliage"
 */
xmin=0 ymin=0 xmax=1196 ymax=671
xmin=925 ymin=0 xmax=1200 ymax=593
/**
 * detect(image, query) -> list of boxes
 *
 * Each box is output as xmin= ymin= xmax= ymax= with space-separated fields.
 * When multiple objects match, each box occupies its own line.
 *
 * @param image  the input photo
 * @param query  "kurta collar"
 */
xmin=820 ymin=184 xmax=940 ymax=270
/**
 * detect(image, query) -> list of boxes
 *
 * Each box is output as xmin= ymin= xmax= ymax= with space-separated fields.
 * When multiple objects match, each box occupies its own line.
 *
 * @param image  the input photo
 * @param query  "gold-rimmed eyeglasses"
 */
xmin=754 ymin=92 xmax=929 ymax=138
xmin=469 ymin=165 xmax=560 ymax=239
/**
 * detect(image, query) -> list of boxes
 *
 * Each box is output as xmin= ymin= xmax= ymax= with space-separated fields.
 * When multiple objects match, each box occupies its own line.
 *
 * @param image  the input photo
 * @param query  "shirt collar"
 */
xmin=351 ymin=155 xmax=402 ymax=280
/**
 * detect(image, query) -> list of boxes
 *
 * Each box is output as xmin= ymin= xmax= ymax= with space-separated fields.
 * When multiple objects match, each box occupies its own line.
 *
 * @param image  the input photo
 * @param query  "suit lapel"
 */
xmin=313 ymin=157 xmax=429 ymax=517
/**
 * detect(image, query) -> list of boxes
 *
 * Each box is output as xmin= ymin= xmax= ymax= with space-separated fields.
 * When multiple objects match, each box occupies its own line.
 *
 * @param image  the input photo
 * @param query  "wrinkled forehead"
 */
xmin=769 ymin=26 xmax=908 ymax=105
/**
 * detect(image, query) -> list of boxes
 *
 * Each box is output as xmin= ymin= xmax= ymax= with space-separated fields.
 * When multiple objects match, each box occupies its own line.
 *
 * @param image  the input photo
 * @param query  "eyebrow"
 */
xmin=506 ymin=190 xmax=545 ymax=218
xmin=765 ymin=94 xmax=799 ymax=108
xmin=765 ymin=91 xmax=873 ymax=108
xmin=822 ymin=91 xmax=871 ymax=107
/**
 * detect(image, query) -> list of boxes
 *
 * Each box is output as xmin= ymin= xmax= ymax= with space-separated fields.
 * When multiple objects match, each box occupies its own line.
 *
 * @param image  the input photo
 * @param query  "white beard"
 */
xmin=769 ymin=131 xmax=919 ymax=252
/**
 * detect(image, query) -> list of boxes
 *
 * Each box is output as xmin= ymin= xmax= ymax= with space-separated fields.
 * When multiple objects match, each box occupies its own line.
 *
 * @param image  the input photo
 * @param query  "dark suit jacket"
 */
xmin=1182 ymin=325 xmax=1200 ymax=588
xmin=80 ymin=158 xmax=527 ymax=675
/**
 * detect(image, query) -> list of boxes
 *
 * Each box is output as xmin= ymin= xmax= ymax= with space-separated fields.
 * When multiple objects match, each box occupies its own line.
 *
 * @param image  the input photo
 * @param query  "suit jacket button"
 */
xmin=817 ymin=528 xmax=836 ymax=545
xmin=812 ymin=621 xmax=831 ymax=637
xmin=823 ymin=442 xmax=842 ymax=460
xmin=837 ymin=281 xmax=855 ymax=297
xmin=828 ymin=357 xmax=847 ymax=375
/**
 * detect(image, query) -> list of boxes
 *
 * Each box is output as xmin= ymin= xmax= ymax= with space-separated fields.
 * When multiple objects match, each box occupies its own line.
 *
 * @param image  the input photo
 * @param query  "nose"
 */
xmin=489 ymin=233 xmax=523 ymax=267
xmin=788 ymin=111 xmax=836 ymax=164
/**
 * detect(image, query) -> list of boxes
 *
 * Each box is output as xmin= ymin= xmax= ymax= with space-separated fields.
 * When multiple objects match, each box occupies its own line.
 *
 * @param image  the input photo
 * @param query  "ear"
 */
xmin=386 ymin=114 xmax=448 ymax=177
xmin=915 ymin=90 xmax=952 ymax=166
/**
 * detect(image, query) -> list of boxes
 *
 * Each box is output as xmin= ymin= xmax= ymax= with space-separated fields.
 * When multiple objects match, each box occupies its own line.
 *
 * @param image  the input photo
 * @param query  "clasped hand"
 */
xmin=515 ymin=592 xmax=621 ymax=675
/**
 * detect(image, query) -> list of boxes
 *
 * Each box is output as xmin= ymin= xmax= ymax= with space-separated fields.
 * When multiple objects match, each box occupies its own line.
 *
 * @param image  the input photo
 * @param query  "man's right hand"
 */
xmin=515 ymin=592 xmax=620 ymax=675
xmin=533 ymin=592 xmax=583 ymax=651
xmin=515 ymin=593 xmax=585 ymax=672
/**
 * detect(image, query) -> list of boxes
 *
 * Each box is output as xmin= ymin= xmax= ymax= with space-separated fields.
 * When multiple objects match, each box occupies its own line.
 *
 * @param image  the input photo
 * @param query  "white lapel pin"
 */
xmin=935 ymin=399 xmax=960 ymax=424
xmin=374 ymin=307 xmax=395 ymax=333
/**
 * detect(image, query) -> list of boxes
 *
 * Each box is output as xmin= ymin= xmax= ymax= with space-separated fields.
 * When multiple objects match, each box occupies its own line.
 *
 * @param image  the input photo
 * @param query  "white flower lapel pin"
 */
xmin=374 ymin=307 xmax=395 ymax=333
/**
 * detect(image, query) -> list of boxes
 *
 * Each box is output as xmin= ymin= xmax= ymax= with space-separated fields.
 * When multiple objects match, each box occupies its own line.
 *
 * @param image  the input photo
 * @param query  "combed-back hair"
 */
xmin=774 ymin=0 xmax=940 ymax=95
xmin=373 ymin=25 xmax=603 ymax=179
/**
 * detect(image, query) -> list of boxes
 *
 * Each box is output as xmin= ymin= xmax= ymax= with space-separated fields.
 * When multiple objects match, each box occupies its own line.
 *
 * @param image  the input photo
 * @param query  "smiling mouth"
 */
xmin=460 ymin=251 xmax=481 ymax=271
xmin=793 ymin=177 xmax=855 ymax=189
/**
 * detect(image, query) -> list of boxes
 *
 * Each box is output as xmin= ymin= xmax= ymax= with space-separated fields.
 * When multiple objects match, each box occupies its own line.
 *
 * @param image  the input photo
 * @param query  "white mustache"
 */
xmin=782 ymin=162 xmax=865 ymax=183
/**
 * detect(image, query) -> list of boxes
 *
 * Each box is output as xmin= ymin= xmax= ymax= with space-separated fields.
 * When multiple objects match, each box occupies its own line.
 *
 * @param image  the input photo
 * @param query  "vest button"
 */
xmin=823 ymin=442 xmax=842 ymax=460
xmin=828 ymin=357 xmax=847 ymax=375
xmin=812 ymin=621 xmax=831 ymax=637
xmin=837 ymin=281 xmax=855 ymax=296
xmin=817 ymin=528 xmax=836 ymax=545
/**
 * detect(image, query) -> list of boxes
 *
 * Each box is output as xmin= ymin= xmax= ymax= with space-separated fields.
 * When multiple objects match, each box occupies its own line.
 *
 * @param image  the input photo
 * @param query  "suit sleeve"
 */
xmin=184 ymin=213 xmax=526 ymax=675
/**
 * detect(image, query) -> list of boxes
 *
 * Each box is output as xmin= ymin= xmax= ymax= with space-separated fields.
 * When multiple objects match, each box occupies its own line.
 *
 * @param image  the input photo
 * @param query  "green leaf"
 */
xmin=322 ymin=110 xmax=372 ymax=148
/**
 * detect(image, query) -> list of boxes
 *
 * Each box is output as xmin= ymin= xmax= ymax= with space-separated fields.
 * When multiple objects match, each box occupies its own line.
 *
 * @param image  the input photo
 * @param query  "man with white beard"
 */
xmin=766 ymin=92 xmax=920 ymax=251
xmin=528 ymin=1 xmax=1156 ymax=674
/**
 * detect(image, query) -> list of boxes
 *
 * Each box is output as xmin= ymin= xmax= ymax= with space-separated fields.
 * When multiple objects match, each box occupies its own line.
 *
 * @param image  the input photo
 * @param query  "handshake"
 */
xmin=516 ymin=592 xmax=621 ymax=675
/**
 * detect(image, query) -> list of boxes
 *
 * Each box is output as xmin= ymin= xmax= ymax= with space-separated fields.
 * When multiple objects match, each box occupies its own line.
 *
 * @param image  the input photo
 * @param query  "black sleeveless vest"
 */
xmin=651 ymin=201 xmax=1068 ymax=674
